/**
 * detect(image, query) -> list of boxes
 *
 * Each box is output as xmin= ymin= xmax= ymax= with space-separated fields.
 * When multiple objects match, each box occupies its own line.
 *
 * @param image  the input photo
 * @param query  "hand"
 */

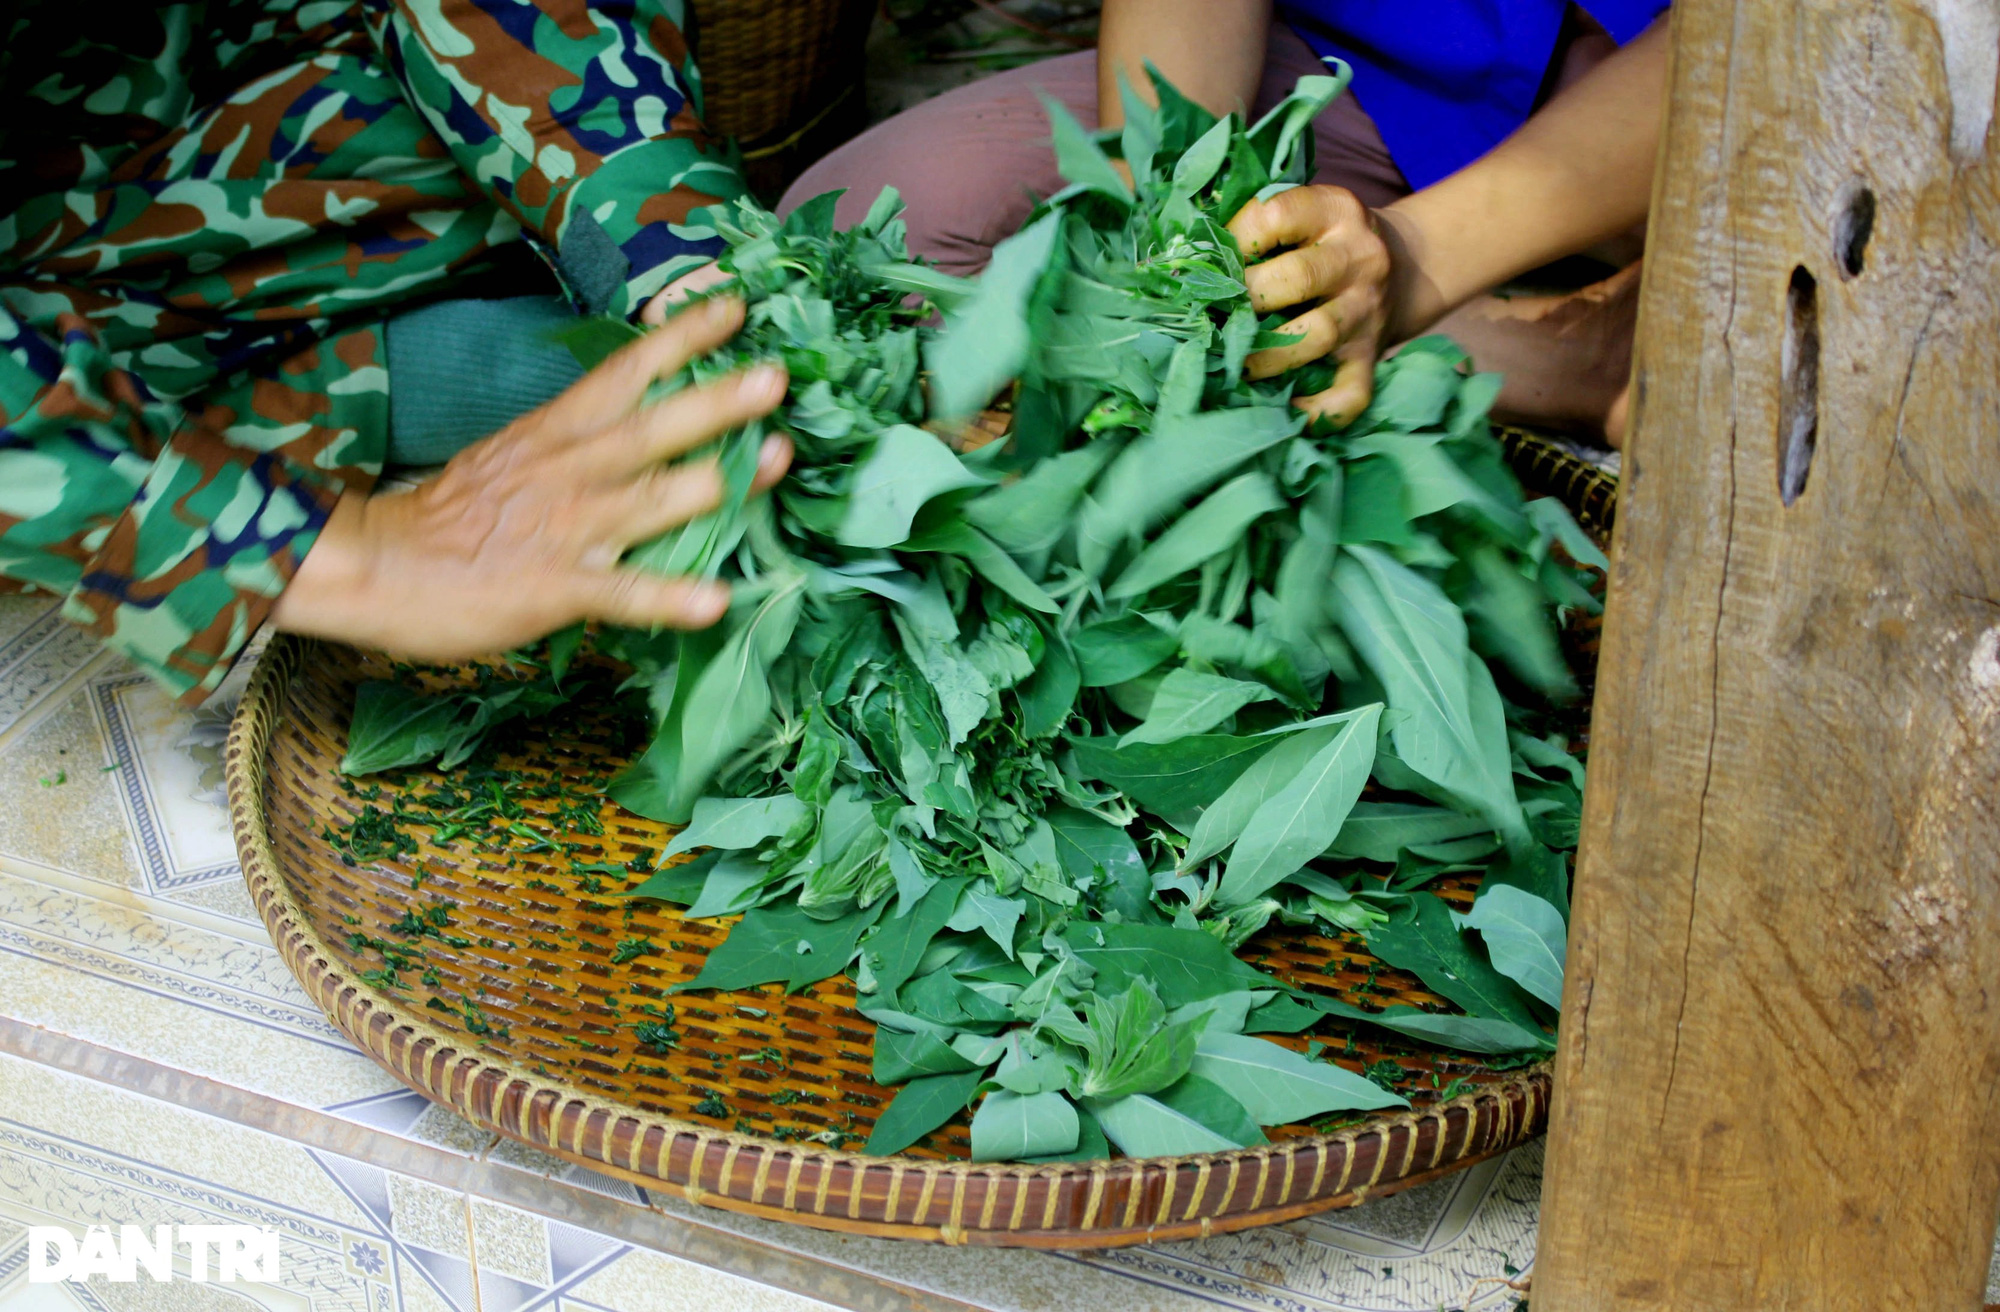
xmin=271 ymin=295 xmax=792 ymax=659
xmin=1228 ymin=185 xmax=1392 ymax=427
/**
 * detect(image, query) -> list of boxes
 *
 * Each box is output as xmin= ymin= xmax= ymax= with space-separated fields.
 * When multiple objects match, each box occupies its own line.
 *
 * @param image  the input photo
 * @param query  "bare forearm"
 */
xmin=1097 ymin=0 xmax=1269 ymax=129
xmin=1380 ymin=15 xmax=1669 ymax=338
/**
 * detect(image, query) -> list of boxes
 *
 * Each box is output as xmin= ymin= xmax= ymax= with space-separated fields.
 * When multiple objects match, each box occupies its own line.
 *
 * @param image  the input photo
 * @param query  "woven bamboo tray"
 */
xmin=226 ymin=429 xmax=1613 ymax=1248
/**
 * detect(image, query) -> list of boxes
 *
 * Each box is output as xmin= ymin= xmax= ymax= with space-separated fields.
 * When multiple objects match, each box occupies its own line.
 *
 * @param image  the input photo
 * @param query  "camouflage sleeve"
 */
xmin=0 ymin=305 xmax=384 ymax=706
xmin=368 ymin=0 xmax=748 ymax=318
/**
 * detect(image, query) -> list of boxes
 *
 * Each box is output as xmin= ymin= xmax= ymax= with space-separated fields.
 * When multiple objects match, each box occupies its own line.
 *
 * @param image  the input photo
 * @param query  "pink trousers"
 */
xmin=780 ymin=19 xmax=1617 ymax=277
xmin=780 ymin=25 xmax=1408 ymax=274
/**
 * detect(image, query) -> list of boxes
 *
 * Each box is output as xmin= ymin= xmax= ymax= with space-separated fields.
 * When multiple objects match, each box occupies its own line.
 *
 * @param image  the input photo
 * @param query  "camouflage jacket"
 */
xmin=0 ymin=0 xmax=742 ymax=703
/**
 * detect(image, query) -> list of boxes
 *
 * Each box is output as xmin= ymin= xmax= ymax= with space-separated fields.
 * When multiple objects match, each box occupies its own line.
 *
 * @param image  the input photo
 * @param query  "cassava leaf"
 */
xmin=1464 ymin=883 xmax=1568 ymax=1011
xmin=866 ymin=1067 xmax=987 ymax=1155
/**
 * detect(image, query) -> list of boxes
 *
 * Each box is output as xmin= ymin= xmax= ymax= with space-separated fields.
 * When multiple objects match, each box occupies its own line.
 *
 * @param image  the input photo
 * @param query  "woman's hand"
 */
xmin=271 ymin=295 xmax=791 ymax=658
xmin=1228 ymin=184 xmax=1392 ymax=427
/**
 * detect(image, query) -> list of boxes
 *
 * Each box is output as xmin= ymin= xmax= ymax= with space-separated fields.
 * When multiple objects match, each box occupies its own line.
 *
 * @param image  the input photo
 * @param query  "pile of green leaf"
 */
xmin=342 ymin=67 xmax=1608 ymax=1163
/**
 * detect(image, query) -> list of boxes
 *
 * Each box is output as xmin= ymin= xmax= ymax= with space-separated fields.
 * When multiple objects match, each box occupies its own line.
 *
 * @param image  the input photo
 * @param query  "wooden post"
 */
xmin=1535 ymin=0 xmax=2000 ymax=1307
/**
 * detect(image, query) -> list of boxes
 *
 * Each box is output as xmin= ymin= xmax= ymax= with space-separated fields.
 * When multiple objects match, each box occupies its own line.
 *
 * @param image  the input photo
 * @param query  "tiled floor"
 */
xmin=0 ymin=590 xmax=1548 ymax=1312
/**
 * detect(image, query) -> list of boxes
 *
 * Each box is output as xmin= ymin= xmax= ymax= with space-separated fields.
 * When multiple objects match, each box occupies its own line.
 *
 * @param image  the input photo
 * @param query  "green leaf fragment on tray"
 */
xmin=1363 ymin=893 xmax=1540 ymax=1031
xmin=970 ymin=1089 xmax=1080 ymax=1161
xmin=1216 ymin=705 xmax=1380 ymax=906
xmin=681 ymin=899 xmax=885 ymax=994
xmin=865 ymin=1067 xmax=987 ymax=1156
xmin=661 ymin=795 xmax=806 ymax=858
xmin=1088 ymin=1073 xmax=1263 ymax=1156
xmin=1063 ymin=922 xmax=1274 ymax=1008
xmin=835 ymin=425 xmax=988 ymax=549
xmin=1188 ymin=1030 xmax=1407 ymax=1123
xmin=1071 ymin=613 xmax=1179 ymax=688
xmin=1068 ymin=732 xmax=1277 ymax=814
xmin=874 ymin=1026 xmax=977 ymax=1084
xmin=1108 ymin=472 xmax=1284 ymax=600
xmin=1117 ymin=669 xmax=1275 ymax=748
xmin=1464 ymin=883 xmax=1568 ymax=1011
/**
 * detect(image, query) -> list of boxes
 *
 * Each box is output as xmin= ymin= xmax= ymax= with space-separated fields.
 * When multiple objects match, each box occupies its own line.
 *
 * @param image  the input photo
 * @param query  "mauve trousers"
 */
xmin=779 ymin=19 xmax=1617 ymax=277
xmin=778 ymin=25 xmax=1409 ymax=275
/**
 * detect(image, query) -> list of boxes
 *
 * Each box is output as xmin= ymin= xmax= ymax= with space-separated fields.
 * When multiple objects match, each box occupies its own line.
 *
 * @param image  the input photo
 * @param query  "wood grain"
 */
xmin=1536 ymin=0 xmax=2000 ymax=1306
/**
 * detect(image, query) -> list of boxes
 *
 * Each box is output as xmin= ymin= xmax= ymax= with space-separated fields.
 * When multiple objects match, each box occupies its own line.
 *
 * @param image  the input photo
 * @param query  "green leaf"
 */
xmin=618 ymin=850 xmax=720 ymax=906
xmin=662 ymin=795 xmax=806 ymax=858
xmin=1243 ymin=70 xmax=1349 ymax=180
xmin=1242 ymin=993 xmax=1321 ymax=1033
xmin=1526 ymin=496 xmax=1610 ymax=572
xmin=835 ymin=426 xmax=988 ymax=549
xmin=947 ymin=887 xmax=1024 ymax=959
xmin=970 ymin=1090 xmax=1080 ymax=1161
xmin=863 ymin=877 xmax=966 ymax=998
xmin=673 ymin=578 xmax=807 ymax=815
xmin=1216 ymin=705 xmax=1381 ymax=906
xmin=1072 ymin=613 xmax=1179 ymax=687
xmin=1334 ymin=546 xmax=1524 ymax=843
xmin=1015 ymin=631 xmax=1080 ymax=739
xmin=874 ymin=1026 xmax=977 ymax=1084
xmin=865 ymin=1067 xmax=987 ymax=1155
xmin=683 ymin=853 xmax=770 ymax=919
xmin=1067 ymin=732 xmax=1277 ymax=813
xmin=1078 ymin=978 xmax=1205 ymax=1098
xmin=901 ymin=521 xmax=1059 ymax=613
xmin=681 ymin=898 xmax=885 ymax=993
xmin=1077 ymin=406 xmax=1299 ymax=577
xmin=1088 ymin=1073 xmax=1263 ymax=1155
xmin=1309 ymin=996 xmax=1552 ymax=1054
xmin=1047 ymin=807 xmax=1159 ymax=925
xmin=1021 ymin=1104 xmax=1111 ymax=1163
xmin=1460 ymin=542 xmax=1575 ymax=700
xmin=1188 ymin=1031 xmax=1406 ymax=1123
xmin=963 ymin=439 xmax=1118 ymax=556
xmin=1181 ymin=721 xmax=1340 ymax=869
xmin=1062 ymin=922 xmax=1275 ymax=1007
xmin=1171 ymin=117 xmax=1233 ymax=196
xmin=1117 ymin=669 xmax=1275 ymax=748
xmin=1463 ymin=884 xmax=1567 ymax=1011
xmin=1363 ymin=894 xmax=1538 ymax=1029
xmin=927 ymin=213 xmax=1062 ymax=418
xmin=1042 ymin=95 xmax=1133 ymax=202
xmin=1108 ymin=472 xmax=1283 ymax=600
xmin=1331 ymin=803 xmax=1493 ymax=863
xmin=1116 ymin=69 xmax=1161 ymax=184
xmin=341 ymin=682 xmax=463 ymax=776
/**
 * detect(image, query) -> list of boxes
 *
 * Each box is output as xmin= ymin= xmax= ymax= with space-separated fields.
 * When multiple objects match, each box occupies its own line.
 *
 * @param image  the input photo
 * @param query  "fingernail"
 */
xmin=758 ymin=434 xmax=789 ymax=470
xmin=741 ymin=364 xmax=786 ymax=405
xmin=704 ymin=295 xmax=739 ymax=324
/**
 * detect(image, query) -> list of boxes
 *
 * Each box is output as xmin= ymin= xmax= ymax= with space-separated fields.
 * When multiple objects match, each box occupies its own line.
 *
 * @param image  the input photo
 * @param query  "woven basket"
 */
xmin=689 ymin=0 xmax=876 ymax=198
xmin=226 ymin=430 xmax=1611 ymax=1247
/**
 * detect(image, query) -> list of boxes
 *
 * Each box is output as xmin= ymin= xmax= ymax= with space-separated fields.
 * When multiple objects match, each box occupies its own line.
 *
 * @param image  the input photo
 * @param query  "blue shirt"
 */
xmin=1278 ymin=1 xmax=1668 ymax=190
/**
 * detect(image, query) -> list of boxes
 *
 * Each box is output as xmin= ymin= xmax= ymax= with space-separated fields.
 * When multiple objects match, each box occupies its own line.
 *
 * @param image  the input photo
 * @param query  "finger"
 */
xmin=593 ymin=432 xmax=794 ymax=556
xmin=749 ymin=432 xmax=793 ymax=492
xmin=572 ymin=362 xmax=787 ymax=480
xmin=533 ymin=296 xmax=748 ymax=439
xmin=574 ymin=568 xmax=732 ymax=631
xmin=642 ymin=262 xmax=736 ymax=325
xmin=1227 ymin=185 xmax=1363 ymax=259
xmin=1296 ymin=349 xmax=1379 ymax=429
xmin=1243 ymin=239 xmax=1354 ymax=313
xmin=595 ymin=458 xmax=728 ymax=555
xmin=1244 ymin=303 xmax=1341 ymax=379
